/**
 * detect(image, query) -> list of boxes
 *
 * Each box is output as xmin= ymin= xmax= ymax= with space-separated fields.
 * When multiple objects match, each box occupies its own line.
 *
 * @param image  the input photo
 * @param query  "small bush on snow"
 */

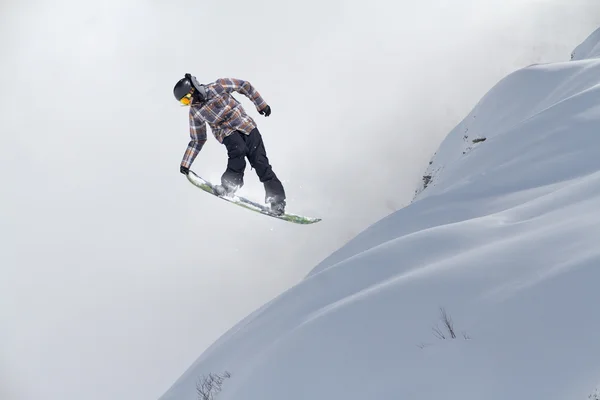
xmin=432 ymin=307 xmax=470 ymax=340
xmin=417 ymin=307 xmax=471 ymax=349
xmin=196 ymin=371 xmax=231 ymax=400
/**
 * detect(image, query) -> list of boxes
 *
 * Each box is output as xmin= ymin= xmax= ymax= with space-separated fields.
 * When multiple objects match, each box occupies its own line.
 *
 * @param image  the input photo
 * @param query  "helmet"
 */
xmin=173 ymin=73 xmax=207 ymax=104
xmin=173 ymin=74 xmax=193 ymax=101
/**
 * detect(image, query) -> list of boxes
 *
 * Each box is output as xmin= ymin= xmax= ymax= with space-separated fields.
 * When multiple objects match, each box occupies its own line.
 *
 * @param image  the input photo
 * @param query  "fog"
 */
xmin=1 ymin=1 xmax=599 ymax=399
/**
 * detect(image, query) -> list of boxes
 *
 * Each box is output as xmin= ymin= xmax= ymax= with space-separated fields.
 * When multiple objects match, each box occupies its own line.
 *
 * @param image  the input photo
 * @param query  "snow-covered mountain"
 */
xmin=159 ymin=28 xmax=600 ymax=400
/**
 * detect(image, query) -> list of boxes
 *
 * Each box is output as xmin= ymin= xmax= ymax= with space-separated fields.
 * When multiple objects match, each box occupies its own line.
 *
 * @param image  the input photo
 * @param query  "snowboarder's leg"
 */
xmin=245 ymin=128 xmax=286 ymax=214
xmin=220 ymin=132 xmax=247 ymax=195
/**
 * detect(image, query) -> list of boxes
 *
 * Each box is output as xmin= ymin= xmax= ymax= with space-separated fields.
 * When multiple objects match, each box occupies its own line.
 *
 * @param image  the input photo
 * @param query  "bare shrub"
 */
xmin=196 ymin=371 xmax=231 ymax=400
xmin=417 ymin=307 xmax=472 ymax=349
xmin=589 ymin=387 xmax=600 ymax=400
xmin=432 ymin=307 xmax=457 ymax=339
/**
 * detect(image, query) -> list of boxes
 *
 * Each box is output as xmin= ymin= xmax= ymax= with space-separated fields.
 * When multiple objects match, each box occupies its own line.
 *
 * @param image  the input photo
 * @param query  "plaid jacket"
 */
xmin=180 ymin=78 xmax=269 ymax=169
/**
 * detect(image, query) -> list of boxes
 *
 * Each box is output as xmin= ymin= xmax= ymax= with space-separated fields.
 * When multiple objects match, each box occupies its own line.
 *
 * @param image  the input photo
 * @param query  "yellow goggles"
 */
xmin=179 ymin=92 xmax=193 ymax=106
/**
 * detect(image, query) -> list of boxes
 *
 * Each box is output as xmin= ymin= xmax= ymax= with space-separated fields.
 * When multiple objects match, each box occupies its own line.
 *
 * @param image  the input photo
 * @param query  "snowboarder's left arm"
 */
xmin=181 ymin=111 xmax=207 ymax=173
xmin=217 ymin=78 xmax=269 ymax=114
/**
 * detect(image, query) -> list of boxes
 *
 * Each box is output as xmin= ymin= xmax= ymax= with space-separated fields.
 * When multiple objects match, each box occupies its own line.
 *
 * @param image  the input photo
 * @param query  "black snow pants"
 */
xmin=221 ymin=128 xmax=286 ymax=203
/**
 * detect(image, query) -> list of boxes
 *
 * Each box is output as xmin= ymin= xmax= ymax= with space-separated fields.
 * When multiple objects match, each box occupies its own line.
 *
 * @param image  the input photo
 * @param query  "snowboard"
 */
xmin=186 ymin=170 xmax=321 ymax=225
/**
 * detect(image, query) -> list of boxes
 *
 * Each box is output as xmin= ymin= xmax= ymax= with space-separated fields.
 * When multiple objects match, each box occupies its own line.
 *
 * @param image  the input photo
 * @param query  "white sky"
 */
xmin=1 ymin=1 xmax=599 ymax=400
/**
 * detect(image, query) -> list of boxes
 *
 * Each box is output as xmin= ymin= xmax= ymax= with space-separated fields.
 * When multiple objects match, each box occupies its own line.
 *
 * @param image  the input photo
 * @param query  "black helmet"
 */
xmin=173 ymin=73 xmax=207 ymax=103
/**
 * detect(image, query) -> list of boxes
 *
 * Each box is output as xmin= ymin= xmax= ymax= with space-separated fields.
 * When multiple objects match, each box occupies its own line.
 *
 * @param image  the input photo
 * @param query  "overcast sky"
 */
xmin=1 ymin=1 xmax=599 ymax=399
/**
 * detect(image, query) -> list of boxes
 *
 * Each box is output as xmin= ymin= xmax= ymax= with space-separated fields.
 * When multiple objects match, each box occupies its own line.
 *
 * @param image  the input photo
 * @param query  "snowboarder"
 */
xmin=173 ymin=73 xmax=286 ymax=215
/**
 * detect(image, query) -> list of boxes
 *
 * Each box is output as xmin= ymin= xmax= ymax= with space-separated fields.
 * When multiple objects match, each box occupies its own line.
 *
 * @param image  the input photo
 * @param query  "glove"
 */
xmin=180 ymin=165 xmax=189 ymax=175
xmin=259 ymin=105 xmax=271 ymax=117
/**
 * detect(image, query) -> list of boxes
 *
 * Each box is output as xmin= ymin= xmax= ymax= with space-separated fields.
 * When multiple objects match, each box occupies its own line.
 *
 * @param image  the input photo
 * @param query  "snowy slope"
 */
xmin=159 ymin=31 xmax=600 ymax=400
xmin=571 ymin=26 xmax=600 ymax=60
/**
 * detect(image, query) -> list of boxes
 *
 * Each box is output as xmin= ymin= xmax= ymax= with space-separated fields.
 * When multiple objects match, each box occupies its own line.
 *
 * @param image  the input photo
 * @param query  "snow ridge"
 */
xmin=571 ymin=26 xmax=600 ymax=61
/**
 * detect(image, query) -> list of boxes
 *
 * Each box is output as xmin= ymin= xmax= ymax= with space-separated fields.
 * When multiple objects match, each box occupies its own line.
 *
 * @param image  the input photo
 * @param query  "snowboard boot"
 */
xmin=268 ymin=198 xmax=286 ymax=216
xmin=214 ymin=184 xmax=238 ymax=198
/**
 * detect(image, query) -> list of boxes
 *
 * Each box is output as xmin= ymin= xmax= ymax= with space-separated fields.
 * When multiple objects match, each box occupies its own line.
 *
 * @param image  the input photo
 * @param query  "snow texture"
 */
xmin=160 ymin=29 xmax=600 ymax=400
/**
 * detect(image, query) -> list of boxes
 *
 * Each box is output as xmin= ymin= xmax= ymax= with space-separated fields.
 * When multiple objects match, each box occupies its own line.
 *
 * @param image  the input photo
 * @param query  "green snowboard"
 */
xmin=186 ymin=170 xmax=321 ymax=225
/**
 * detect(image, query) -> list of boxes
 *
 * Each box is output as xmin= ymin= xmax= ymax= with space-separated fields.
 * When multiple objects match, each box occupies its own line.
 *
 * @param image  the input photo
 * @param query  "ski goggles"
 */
xmin=179 ymin=92 xmax=193 ymax=106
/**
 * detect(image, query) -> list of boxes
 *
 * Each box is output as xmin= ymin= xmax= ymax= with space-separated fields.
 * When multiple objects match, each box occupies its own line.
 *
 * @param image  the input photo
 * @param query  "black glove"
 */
xmin=180 ymin=165 xmax=189 ymax=175
xmin=259 ymin=105 xmax=271 ymax=117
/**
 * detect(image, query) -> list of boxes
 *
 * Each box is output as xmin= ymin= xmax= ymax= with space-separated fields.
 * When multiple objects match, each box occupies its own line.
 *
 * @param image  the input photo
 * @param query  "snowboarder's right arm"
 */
xmin=181 ymin=111 xmax=207 ymax=173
